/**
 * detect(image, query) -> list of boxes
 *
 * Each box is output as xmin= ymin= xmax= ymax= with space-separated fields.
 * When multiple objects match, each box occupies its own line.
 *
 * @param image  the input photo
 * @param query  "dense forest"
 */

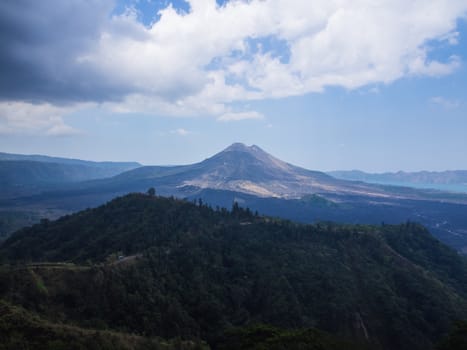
xmin=1 ymin=193 xmax=467 ymax=349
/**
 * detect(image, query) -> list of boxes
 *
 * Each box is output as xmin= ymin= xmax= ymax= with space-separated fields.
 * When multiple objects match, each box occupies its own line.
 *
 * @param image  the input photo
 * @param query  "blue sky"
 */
xmin=1 ymin=0 xmax=467 ymax=172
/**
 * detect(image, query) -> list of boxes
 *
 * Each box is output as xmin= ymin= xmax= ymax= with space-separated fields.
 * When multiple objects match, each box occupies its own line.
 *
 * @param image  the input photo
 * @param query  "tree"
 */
xmin=147 ymin=187 xmax=156 ymax=196
xmin=436 ymin=321 xmax=467 ymax=350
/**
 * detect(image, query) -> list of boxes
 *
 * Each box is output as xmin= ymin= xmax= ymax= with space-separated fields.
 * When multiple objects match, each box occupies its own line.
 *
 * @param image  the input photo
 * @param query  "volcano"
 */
xmin=112 ymin=143 xmax=403 ymax=199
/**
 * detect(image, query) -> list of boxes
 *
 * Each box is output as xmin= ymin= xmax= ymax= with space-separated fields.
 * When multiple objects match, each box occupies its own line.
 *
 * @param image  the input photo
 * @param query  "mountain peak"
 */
xmin=115 ymin=142 xmax=337 ymax=199
xmin=223 ymin=142 xmax=263 ymax=153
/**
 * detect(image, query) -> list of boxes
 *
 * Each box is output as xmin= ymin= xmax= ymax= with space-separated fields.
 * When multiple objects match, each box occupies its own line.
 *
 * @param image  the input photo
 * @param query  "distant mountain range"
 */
xmin=0 ymin=152 xmax=140 ymax=197
xmin=1 ymin=144 xmax=467 ymax=253
xmin=63 ymin=143 xmax=467 ymax=202
xmin=0 ymin=151 xmax=141 ymax=169
xmin=328 ymin=170 xmax=467 ymax=192
xmin=102 ymin=143 xmax=403 ymax=199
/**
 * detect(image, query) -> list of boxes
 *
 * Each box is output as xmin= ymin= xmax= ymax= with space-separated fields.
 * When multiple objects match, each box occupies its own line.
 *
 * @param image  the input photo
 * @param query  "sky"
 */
xmin=1 ymin=0 xmax=467 ymax=172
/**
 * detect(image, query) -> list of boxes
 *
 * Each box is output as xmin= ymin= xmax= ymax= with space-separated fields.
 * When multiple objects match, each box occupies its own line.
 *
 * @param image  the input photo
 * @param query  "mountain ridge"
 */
xmin=2 ymin=143 xmax=467 ymax=253
xmin=0 ymin=152 xmax=142 ymax=194
xmin=329 ymin=169 xmax=467 ymax=184
xmin=1 ymin=193 xmax=466 ymax=350
xmin=328 ymin=170 xmax=467 ymax=193
xmin=0 ymin=151 xmax=141 ymax=168
xmin=108 ymin=143 xmax=446 ymax=201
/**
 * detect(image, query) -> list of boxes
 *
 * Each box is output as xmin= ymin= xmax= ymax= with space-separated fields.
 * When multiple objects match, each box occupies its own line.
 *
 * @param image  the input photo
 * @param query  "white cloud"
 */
xmin=97 ymin=0 xmax=467 ymax=114
xmin=440 ymin=31 xmax=460 ymax=45
xmin=409 ymin=55 xmax=461 ymax=77
xmin=170 ymin=128 xmax=192 ymax=136
xmin=0 ymin=102 xmax=82 ymax=136
xmin=431 ymin=96 xmax=461 ymax=109
xmin=2 ymin=0 xmax=467 ymax=130
xmin=46 ymin=123 xmax=82 ymax=137
xmin=217 ymin=111 xmax=264 ymax=122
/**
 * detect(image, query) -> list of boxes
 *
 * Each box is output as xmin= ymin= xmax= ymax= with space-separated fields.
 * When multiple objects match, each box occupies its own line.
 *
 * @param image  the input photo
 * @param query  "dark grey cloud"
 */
xmin=0 ymin=0 xmax=134 ymax=104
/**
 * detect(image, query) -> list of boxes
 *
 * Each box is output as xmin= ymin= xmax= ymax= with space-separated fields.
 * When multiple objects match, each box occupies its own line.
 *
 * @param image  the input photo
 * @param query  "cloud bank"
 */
xmin=1 ymin=0 xmax=467 ymax=132
xmin=218 ymin=111 xmax=264 ymax=122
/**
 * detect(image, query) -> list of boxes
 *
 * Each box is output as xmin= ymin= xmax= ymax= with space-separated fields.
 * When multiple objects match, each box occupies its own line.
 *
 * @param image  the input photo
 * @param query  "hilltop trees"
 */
xmin=1 ymin=193 xmax=466 ymax=349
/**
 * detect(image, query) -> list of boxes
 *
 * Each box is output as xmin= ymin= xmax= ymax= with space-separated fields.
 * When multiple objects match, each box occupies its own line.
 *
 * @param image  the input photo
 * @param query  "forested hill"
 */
xmin=1 ymin=193 xmax=467 ymax=349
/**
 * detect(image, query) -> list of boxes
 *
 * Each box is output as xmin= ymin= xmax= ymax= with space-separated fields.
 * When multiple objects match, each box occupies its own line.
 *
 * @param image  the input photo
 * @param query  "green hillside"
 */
xmin=0 ymin=300 xmax=208 ymax=350
xmin=1 ymin=193 xmax=467 ymax=349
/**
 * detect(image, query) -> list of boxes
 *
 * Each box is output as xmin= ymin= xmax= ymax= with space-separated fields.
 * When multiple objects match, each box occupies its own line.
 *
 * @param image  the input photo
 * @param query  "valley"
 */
xmin=2 ymin=143 xmax=467 ymax=253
